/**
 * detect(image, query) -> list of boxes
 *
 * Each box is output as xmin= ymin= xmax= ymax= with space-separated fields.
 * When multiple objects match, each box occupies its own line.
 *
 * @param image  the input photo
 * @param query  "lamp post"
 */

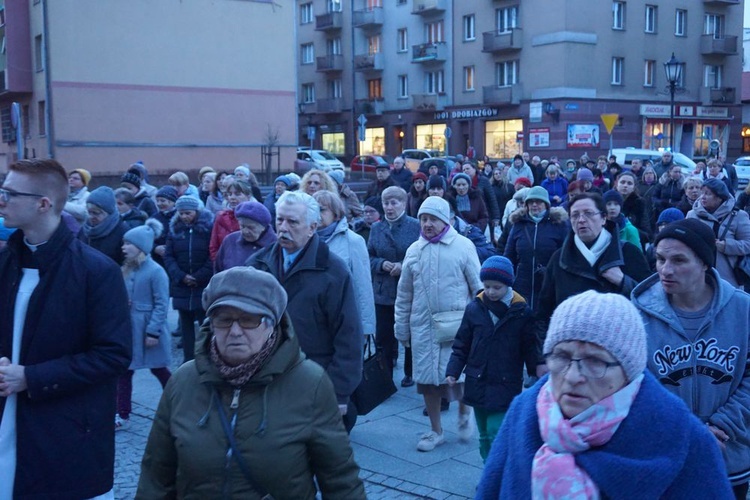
xmin=663 ymin=53 xmax=682 ymax=152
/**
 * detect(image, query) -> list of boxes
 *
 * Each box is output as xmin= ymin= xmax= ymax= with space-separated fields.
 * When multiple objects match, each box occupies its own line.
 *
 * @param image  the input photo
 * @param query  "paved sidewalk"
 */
xmin=114 ymin=338 xmax=481 ymax=499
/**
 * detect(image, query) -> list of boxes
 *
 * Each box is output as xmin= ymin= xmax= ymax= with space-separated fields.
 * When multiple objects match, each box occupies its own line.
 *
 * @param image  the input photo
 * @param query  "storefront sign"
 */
xmin=696 ymin=107 xmax=729 ymax=118
xmin=529 ymin=128 xmax=549 ymax=148
xmin=434 ymin=108 xmax=499 ymax=120
xmin=567 ymin=124 xmax=599 ymax=148
xmin=678 ymin=106 xmax=694 ymax=116
xmin=639 ymin=104 xmax=671 ymax=117
xmin=529 ymin=102 xmax=543 ymax=123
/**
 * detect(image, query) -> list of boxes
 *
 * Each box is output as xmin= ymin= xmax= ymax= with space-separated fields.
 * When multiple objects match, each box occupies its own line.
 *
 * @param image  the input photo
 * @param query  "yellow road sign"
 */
xmin=601 ymin=114 xmax=619 ymax=134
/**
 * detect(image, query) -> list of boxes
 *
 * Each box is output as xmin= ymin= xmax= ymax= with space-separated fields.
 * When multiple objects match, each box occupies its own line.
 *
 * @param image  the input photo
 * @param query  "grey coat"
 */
xmin=367 ymin=214 xmax=421 ymax=305
xmin=124 ymin=256 xmax=171 ymax=370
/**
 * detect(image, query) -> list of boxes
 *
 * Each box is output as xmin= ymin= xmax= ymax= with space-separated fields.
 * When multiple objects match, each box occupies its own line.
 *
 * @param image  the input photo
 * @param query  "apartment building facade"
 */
xmin=297 ymin=0 xmax=744 ymax=162
xmin=0 ymin=0 xmax=297 ymax=178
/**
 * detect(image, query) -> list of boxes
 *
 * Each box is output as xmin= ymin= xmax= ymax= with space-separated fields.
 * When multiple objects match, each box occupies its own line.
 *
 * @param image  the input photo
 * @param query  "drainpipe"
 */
xmin=41 ymin=0 xmax=54 ymax=158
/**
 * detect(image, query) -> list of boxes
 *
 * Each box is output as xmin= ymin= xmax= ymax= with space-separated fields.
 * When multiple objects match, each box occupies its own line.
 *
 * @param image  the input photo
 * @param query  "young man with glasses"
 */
xmin=0 ymin=159 xmax=132 ymax=499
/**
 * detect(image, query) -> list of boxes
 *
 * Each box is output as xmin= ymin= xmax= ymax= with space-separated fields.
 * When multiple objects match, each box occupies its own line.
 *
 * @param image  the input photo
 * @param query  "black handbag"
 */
xmin=719 ymin=209 xmax=750 ymax=287
xmin=351 ymin=337 xmax=397 ymax=416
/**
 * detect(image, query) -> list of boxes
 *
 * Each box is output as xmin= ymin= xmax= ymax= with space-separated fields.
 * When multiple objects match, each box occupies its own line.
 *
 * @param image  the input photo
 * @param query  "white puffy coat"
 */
xmin=395 ymin=226 xmax=482 ymax=385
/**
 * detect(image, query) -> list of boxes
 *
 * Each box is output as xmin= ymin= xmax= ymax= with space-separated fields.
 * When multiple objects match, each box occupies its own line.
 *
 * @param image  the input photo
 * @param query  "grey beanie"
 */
xmin=576 ymin=168 xmax=594 ymax=182
xmin=544 ymin=290 xmax=647 ymax=382
xmin=417 ymin=196 xmax=451 ymax=225
xmin=87 ymin=186 xmax=117 ymax=214
xmin=328 ymin=170 xmax=345 ymax=186
xmin=174 ymin=195 xmax=204 ymax=212
xmin=524 ymin=186 xmax=550 ymax=206
xmin=124 ymin=219 xmax=163 ymax=255
xmin=203 ymin=267 xmax=288 ymax=326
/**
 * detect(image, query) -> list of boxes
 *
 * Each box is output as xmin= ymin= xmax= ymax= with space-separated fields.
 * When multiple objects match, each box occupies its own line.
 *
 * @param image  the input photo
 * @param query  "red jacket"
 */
xmin=209 ymin=209 xmax=238 ymax=260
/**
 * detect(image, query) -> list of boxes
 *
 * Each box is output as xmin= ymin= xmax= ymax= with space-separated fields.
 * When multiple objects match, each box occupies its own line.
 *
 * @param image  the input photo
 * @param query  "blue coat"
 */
xmin=0 ymin=223 xmax=132 ymax=498
xmin=367 ymin=215 xmax=421 ymax=305
xmin=540 ymin=177 xmax=568 ymax=206
xmin=476 ymin=372 xmax=734 ymax=499
xmin=453 ymin=216 xmax=497 ymax=263
xmin=446 ymin=291 xmax=540 ymax=412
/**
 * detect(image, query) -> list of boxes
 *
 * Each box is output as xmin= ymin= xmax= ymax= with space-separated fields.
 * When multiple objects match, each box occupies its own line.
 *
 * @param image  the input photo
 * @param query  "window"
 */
xmin=327 ymin=0 xmax=342 ymax=13
xmin=464 ymin=66 xmax=475 ymax=91
xmin=397 ymin=29 xmax=408 ymax=52
xmin=643 ymin=60 xmax=655 ymax=87
xmin=463 ymin=15 xmax=476 ymax=41
xmin=368 ymin=78 xmax=382 ymax=99
xmin=367 ymin=35 xmax=381 ymax=55
xmin=704 ymin=14 xmax=725 ymax=37
xmin=38 ymin=100 xmax=45 ymax=136
xmin=496 ymin=61 xmax=518 ymax=87
xmin=322 ymin=133 xmax=345 ymax=155
xmin=359 ymin=127 xmax=385 ymax=156
xmin=611 ymin=57 xmax=624 ymax=85
xmin=613 ymin=2 xmax=625 ymax=30
xmin=425 ymin=70 xmax=444 ymax=94
xmin=301 ymin=43 xmax=314 ymax=65
xmin=425 ymin=21 xmax=444 ymax=43
xmin=327 ymin=38 xmax=342 ymax=55
xmin=302 ymin=84 xmax=315 ymax=103
xmin=676 ymin=63 xmax=686 ymax=88
xmin=645 ymin=5 xmax=657 ymax=33
xmin=366 ymin=0 xmax=382 ymax=8
xmin=675 ymin=9 xmax=686 ymax=36
xmin=416 ymin=124 xmax=446 ymax=152
xmin=328 ymin=79 xmax=342 ymax=99
xmin=496 ymin=6 xmax=518 ymax=33
xmin=486 ymin=119 xmax=523 ymax=159
xmin=34 ymin=35 xmax=43 ymax=72
xmin=1 ymin=107 xmax=11 ymax=143
xmin=300 ymin=3 xmax=313 ymax=24
xmin=398 ymin=75 xmax=408 ymax=98
xmin=704 ymin=65 xmax=723 ymax=88
xmin=397 ymin=0 xmax=406 ymax=4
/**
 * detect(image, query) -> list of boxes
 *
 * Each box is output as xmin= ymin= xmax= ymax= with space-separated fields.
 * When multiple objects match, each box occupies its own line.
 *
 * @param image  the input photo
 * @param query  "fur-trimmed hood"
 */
xmin=508 ymin=206 xmax=568 ymax=225
xmin=169 ymin=208 xmax=214 ymax=236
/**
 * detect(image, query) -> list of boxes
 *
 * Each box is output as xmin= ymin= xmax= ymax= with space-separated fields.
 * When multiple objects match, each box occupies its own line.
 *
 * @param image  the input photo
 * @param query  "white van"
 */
xmin=401 ymin=149 xmax=439 ymax=173
xmin=611 ymin=148 xmax=696 ymax=175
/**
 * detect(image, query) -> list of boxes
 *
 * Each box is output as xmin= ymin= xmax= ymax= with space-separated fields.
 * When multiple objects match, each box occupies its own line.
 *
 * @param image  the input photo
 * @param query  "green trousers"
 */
xmin=474 ymin=408 xmax=506 ymax=462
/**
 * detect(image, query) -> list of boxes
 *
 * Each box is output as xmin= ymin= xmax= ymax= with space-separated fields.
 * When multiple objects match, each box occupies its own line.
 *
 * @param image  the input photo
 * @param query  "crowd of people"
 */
xmin=0 ymin=149 xmax=748 ymax=498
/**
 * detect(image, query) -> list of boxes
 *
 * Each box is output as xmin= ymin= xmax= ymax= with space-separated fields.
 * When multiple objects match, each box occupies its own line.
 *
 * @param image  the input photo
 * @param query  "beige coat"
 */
xmin=395 ymin=226 xmax=482 ymax=385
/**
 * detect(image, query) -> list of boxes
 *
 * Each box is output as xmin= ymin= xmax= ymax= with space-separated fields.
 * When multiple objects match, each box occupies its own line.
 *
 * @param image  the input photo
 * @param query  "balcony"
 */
xmin=482 ymin=84 xmax=523 ymax=106
xmin=412 ymin=0 xmax=447 ymax=14
xmin=412 ymin=42 xmax=448 ymax=63
xmin=412 ymin=93 xmax=447 ymax=111
xmin=316 ymin=54 xmax=344 ymax=73
xmin=354 ymin=53 xmax=384 ymax=73
xmin=315 ymin=11 xmax=343 ymax=31
xmin=482 ymin=29 xmax=523 ymax=53
xmin=703 ymin=0 xmax=739 ymax=4
xmin=355 ymin=98 xmax=385 ymax=116
xmin=316 ymin=98 xmax=344 ymax=114
xmin=701 ymin=35 xmax=738 ymax=55
xmin=700 ymin=86 xmax=736 ymax=105
xmin=353 ymin=7 xmax=384 ymax=28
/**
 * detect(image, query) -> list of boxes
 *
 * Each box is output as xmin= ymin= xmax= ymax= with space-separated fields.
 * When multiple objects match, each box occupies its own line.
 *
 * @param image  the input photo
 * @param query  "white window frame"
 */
xmin=704 ymin=13 xmax=725 ymax=38
xmin=463 ymin=15 xmax=476 ymax=41
xmin=302 ymin=84 xmax=315 ymax=104
xmin=675 ymin=9 xmax=686 ymax=36
xmin=329 ymin=79 xmax=342 ymax=99
xmin=300 ymin=3 xmax=313 ymax=24
xmin=612 ymin=2 xmax=625 ymax=30
xmin=643 ymin=60 xmax=655 ymax=87
xmin=645 ymin=5 xmax=657 ymax=33
xmin=704 ymin=65 xmax=723 ymax=88
xmin=611 ymin=57 xmax=624 ymax=85
xmin=367 ymin=35 xmax=381 ymax=55
xmin=425 ymin=70 xmax=445 ymax=95
xmin=496 ymin=61 xmax=518 ymax=87
xmin=301 ymin=43 xmax=314 ymax=65
xmin=397 ymin=28 xmax=408 ymax=52
xmin=398 ymin=75 xmax=408 ymax=99
xmin=496 ymin=6 xmax=518 ymax=33
xmin=464 ymin=66 xmax=475 ymax=91
xmin=327 ymin=0 xmax=342 ymax=13
xmin=425 ymin=21 xmax=444 ymax=43
xmin=327 ymin=38 xmax=342 ymax=55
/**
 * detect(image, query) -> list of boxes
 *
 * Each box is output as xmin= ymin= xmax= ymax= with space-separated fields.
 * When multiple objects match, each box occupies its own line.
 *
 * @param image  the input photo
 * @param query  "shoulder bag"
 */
xmin=351 ymin=336 xmax=397 ymax=415
xmin=719 ymin=209 xmax=750 ymax=287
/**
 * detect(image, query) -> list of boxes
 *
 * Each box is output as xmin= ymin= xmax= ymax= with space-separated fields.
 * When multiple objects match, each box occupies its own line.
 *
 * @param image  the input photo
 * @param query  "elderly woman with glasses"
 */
xmin=477 ymin=291 xmax=732 ymax=499
xmin=137 ymin=267 xmax=365 ymax=499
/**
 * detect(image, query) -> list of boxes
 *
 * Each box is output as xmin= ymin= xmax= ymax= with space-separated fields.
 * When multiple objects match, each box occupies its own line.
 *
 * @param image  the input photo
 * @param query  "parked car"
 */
xmin=402 ymin=149 xmax=439 ymax=173
xmin=733 ymin=156 xmax=750 ymax=189
xmin=610 ymin=147 xmax=696 ymax=176
xmin=350 ymin=154 xmax=393 ymax=173
xmin=294 ymin=148 xmax=345 ymax=174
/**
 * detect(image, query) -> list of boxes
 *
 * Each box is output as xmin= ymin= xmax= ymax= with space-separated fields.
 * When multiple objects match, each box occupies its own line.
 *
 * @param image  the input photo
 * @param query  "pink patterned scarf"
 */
xmin=531 ymin=374 xmax=643 ymax=499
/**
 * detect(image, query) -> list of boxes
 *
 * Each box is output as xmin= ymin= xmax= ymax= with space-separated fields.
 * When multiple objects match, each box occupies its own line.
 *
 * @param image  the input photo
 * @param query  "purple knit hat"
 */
xmin=234 ymin=201 xmax=271 ymax=227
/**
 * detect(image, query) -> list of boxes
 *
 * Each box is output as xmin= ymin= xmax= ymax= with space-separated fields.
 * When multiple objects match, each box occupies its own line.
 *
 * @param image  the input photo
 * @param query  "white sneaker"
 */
xmin=417 ymin=431 xmax=445 ymax=452
xmin=457 ymin=410 xmax=474 ymax=443
xmin=115 ymin=415 xmax=129 ymax=431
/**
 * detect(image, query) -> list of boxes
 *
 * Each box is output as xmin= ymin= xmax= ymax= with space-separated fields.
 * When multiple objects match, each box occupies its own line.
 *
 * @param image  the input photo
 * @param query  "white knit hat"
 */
xmin=417 ymin=196 xmax=451 ymax=225
xmin=544 ymin=290 xmax=647 ymax=382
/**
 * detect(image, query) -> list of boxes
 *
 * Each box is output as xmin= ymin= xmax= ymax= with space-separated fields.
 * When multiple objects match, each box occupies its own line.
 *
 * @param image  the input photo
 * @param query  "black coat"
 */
xmin=135 ymin=191 xmax=158 ymax=217
xmin=78 ymin=217 xmax=129 ymax=265
xmin=652 ymin=179 xmax=684 ymax=216
xmin=121 ymin=208 xmax=147 ymax=230
xmin=150 ymin=209 xmax=175 ymax=268
xmin=163 ymin=210 xmax=214 ymax=310
xmin=474 ymin=175 xmax=501 ymax=221
xmin=0 ymin=223 xmax=132 ymax=498
xmin=446 ymin=292 xmax=540 ymax=412
xmin=491 ymin=182 xmax=515 ymax=227
xmin=621 ymin=193 xmax=651 ymax=237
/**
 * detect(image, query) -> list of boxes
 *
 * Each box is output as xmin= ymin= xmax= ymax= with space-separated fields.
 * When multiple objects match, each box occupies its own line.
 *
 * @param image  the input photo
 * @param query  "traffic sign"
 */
xmin=358 ymin=124 xmax=366 ymax=142
xmin=601 ymin=114 xmax=619 ymax=134
xmin=444 ymin=127 xmax=452 ymax=139
xmin=516 ymin=131 xmax=524 ymax=143
xmin=357 ymin=114 xmax=368 ymax=126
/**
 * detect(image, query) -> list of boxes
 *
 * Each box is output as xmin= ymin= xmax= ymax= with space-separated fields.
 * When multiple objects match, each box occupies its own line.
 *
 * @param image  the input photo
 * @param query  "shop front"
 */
xmin=640 ymin=103 xmax=731 ymax=159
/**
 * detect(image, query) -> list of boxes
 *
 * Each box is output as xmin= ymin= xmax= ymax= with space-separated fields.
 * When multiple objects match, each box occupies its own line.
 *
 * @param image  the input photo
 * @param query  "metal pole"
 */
xmin=669 ymin=81 xmax=675 ymax=152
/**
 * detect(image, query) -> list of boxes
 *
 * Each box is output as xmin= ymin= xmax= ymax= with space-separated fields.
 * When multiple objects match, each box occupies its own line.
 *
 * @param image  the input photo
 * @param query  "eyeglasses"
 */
xmin=0 ymin=188 xmax=45 ymax=203
xmin=211 ymin=315 xmax=265 ymax=330
xmin=569 ymin=210 xmax=602 ymax=221
xmin=545 ymin=352 xmax=620 ymax=379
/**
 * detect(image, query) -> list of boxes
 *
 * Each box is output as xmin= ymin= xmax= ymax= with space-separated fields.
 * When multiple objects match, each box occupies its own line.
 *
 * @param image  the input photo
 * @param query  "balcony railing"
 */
xmin=700 ymin=86 xmax=736 ymax=105
xmin=482 ymin=84 xmax=523 ymax=106
xmin=316 ymin=54 xmax=344 ymax=72
xmin=315 ymin=11 xmax=343 ymax=31
xmin=316 ymin=98 xmax=344 ymax=114
xmin=412 ymin=42 xmax=448 ymax=63
xmin=412 ymin=93 xmax=447 ymax=111
xmin=355 ymin=98 xmax=385 ymax=115
xmin=703 ymin=0 xmax=739 ymax=4
xmin=700 ymin=34 xmax=738 ymax=55
xmin=353 ymin=7 xmax=384 ymax=28
xmin=354 ymin=53 xmax=384 ymax=72
xmin=482 ymin=29 xmax=523 ymax=53
xmin=412 ymin=0 xmax=447 ymax=14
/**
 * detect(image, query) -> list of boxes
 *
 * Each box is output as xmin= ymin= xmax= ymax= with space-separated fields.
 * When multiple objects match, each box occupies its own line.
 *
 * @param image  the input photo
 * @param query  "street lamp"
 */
xmin=663 ymin=53 xmax=682 ymax=152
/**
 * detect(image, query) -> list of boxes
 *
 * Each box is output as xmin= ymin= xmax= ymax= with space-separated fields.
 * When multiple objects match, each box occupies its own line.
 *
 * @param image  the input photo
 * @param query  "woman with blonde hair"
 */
xmin=300 ymin=169 xmax=337 ymax=195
